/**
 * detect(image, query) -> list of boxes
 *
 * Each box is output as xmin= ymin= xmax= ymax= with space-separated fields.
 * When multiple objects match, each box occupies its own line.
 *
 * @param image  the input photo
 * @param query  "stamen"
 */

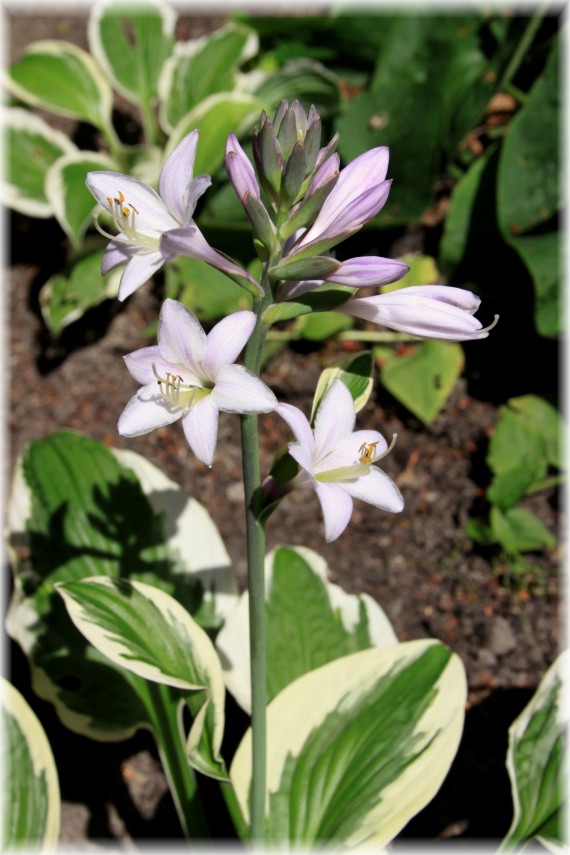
xmin=370 ymin=432 xmax=398 ymax=464
xmin=481 ymin=314 xmax=500 ymax=334
xmin=151 ymin=363 xmax=199 ymax=407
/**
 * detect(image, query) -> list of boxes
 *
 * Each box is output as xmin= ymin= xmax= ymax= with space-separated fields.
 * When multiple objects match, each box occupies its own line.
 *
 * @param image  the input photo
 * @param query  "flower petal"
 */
xmin=313 ymin=380 xmax=355 ymax=457
xmin=341 ymin=466 xmax=404 ymax=513
xmin=158 ymin=130 xmax=199 ymax=223
xmin=157 ymin=299 xmax=206 ymax=371
xmin=212 ymin=364 xmax=277 ymax=413
xmin=394 ymin=285 xmax=481 ymax=313
xmin=181 ymin=396 xmax=219 ymax=466
xmin=160 ymin=226 xmax=260 ymax=291
xmin=123 ymin=345 xmax=164 ymax=385
xmin=86 ymin=171 xmax=178 ymax=234
xmin=118 ymin=385 xmax=182 ymax=436
xmin=319 ymin=429 xmax=388 ymax=472
xmin=118 ymin=251 xmax=165 ymax=301
xmin=203 ymin=311 xmax=256 ymax=377
xmin=288 ymin=442 xmax=317 ymax=477
xmin=101 ymin=239 xmax=132 ymax=275
xmin=276 ymin=402 xmax=316 ymax=453
xmin=315 ymin=481 xmax=354 ymax=542
xmin=226 ymin=133 xmax=261 ymax=201
xmin=328 ymin=256 xmax=409 ymax=288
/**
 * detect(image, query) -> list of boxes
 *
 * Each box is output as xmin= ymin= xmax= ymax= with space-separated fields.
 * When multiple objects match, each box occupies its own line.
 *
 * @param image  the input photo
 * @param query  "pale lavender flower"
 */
xmin=118 ymin=299 xmax=277 ymax=466
xmin=278 ymin=254 xmax=409 ymax=301
xmin=277 ymin=380 xmax=403 ymax=541
xmin=341 ymin=285 xmax=498 ymax=341
xmin=288 ymin=147 xmax=392 ymax=258
xmin=225 ymin=133 xmax=261 ymax=203
xmin=86 ymin=130 xmax=260 ymax=300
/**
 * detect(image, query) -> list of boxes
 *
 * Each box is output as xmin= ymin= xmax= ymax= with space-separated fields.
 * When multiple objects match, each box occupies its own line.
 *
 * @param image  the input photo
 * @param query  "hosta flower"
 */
xmin=86 ymin=130 xmax=260 ymax=301
xmin=277 ymin=254 xmax=409 ymax=302
xmin=118 ymin=299 xmax=277 ymax=465
xmin=287 ymin=146 xmax=392 ymax=259
xmin=341 ymin=285 xmax=498 ymax=341
xmin=277 ymin=380 xmax=403 ymax=541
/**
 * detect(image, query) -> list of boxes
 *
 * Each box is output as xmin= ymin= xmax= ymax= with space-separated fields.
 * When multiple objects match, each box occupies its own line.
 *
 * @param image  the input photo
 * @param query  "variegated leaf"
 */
xmin=2 ymin=107 xmax=77 ymax=217
xmin=5 ymin=40 xmax=113 ymax=131
xmin=231 ymin=640 xmax=466 ymax=847
xmin=88 ymin=0 xmax=176 ymax=107
xmin=311 ymin=351 xmax=375 ymax=420
xmin=58 ymin=577 xmax=227 ymax=780
xmin=1 ymin=678 xmax=60 ymax=850
xmin=217 ymin=545 xmax=397 ymax=713
xmin=45 ymin=151 xmax=116 ymax=246
xmin=503 ymin=650 xmax=568 ymax=851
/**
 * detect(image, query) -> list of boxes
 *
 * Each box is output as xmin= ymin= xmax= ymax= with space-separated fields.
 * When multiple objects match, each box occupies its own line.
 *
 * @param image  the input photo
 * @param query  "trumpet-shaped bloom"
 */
xmin=289 ymin=147 xmax=391 ymax=257
xmin=87 ymin=130 xmax=259 ymax=300
xmin=341 ymin=285 xmax=498 ymax=341
xmin=118 ymin=299 xmax=277 ymax=465
xmin=277 ymin=380 xmax=403 ymax=541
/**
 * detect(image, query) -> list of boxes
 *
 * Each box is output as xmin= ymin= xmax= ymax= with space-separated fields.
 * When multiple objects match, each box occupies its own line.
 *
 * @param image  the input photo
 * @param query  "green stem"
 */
xmin=240 ymin=292 xmax=272 ymax=844
xmin=498 ymin=6 xmax=547 ymax=91
xmin=135 ymin=679 xmax=209 ymax=838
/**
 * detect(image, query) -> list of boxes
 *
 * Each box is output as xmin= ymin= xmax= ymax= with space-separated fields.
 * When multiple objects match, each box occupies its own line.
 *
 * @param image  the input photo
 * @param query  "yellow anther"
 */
xmin=123 ymin=207 xmax=130 ymax=217
xmin=358 ymin=441 xmax=380 ymax=464
xmin=107 ymin=196 xmax=113 ymax=207
xmin=118 ymin=190 xmax=125 ymax=203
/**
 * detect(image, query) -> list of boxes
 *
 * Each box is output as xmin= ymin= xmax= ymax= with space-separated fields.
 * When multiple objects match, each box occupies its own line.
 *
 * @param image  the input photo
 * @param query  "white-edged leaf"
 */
xmin=2 ymin=106 xmax=77 ymax=217
xmin=311 ymin=351 xmax=375 ymax=421
xmin=231 ymin=640 xmax=466 ymax=847
xmin=1 ymin=678 xmax=60 ymax=850
xmin=45 ymin=151 xmax=116 ymax=246
xmin=165 ymin=92 xmax=267 ymax=176
xmin=217 ymin=545 xmax=397 ymax=714
xmin=5 ymin=40 xmax=113 ymax=130
xmin=58 ymin=577 xmax=227 ymax=779
xmin=88 ymin=0 xmax=176 ymax=106
xmin=6 ymin=431 xmax=236 ymax=741
xmin=158 ymin=22 xmax=259 ymax=133
xmin=503 ymin=650 xmax=569 ymax=850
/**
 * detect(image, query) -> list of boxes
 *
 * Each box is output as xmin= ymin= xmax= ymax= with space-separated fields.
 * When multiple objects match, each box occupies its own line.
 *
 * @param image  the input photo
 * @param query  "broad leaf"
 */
xmin=158 ymin=22 xmax=259 ymax=132
xmin=508 ymin=229 xmax=561 ymax=338
xmin=379 ymin=340 xmax=465 ymax=424
xmin=335 ymin=16 xmax=498 ymax=223
xmin=88 ymin=0 xmax=176 ymax=107
xmin=165 ymin=92 xmax=267 ymax=176
xmin=2 ymin=107 xmax=77 ymax=217
xmin=490 ymin=506 xmax=557 ymax=555
xmin=261 ymin=285 xmax=355 ymax=325
xmin=58 ymin=577 xmax=227 ymax=779
xmin=39 ymin=244 xmax=122 ymax=338
xmin=503 ymin=650 xmax=568 ymax=850
xmin=216 ymin=545 xmax=397 ymax=713
xmin=296 ymin=311 xmax=353 ymax=342
xmin=1 ymin=678 xmax=60 ymax=850
xmin=231 ymin=640 xmax=466 ymax=847
xmin=6 ymin=40 xmax=113 ymax=131
xmin=6 ymin=431 xmax=235 ymax=739
xmin=45 ymin=151 xmax=116 ymax=247
xmin=311 ymin=351 xmax=375 ymax=419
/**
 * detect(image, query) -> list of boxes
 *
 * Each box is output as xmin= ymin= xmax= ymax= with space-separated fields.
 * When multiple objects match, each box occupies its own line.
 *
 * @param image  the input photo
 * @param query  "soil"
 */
xmin=4 ymin=9 xmax=564 ymax=851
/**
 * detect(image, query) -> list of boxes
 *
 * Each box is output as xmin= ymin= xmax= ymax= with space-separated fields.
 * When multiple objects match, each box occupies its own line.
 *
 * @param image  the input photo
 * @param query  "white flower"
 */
xmin=118 ymin=299 xmax=277 ymax=466
xmin=277 ymin=380 xmax=403 ymax=541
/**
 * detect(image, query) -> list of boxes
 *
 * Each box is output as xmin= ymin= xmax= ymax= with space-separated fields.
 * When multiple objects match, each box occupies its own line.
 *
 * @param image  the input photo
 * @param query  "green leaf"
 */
xmin=88 ymin=0 xmax=176 ymax=107
xmin=166 ymin=92 xmax=267 ymax=176
xmin=380 ymin=340 xmax=465 ymax=424
xmin=231 ymin=640 xmax=466 ymax=847
xmin=503 ymin=650 xmax=568 ymax=849
xmin=165 ymin=256 xmax=252 ymax=323
xmin=58 ymin=577 xmax=227 ymax=780
xmin=261 ymin=285 xmax=355 ymax=325
xmin=252 ymin=58 xmax=341 ymax=114
xmin=497 ymin=41 xmax=560 ymax=337
xmin=296 ymin=311 xmax=353 ymax=342
xmin=39 ymin=244 xmax=122 ymax=338
xmin=439 ymin=145 xmax=498 ymax=278
xmin=6 ymin=431 xmax=236 ymax=739
xmin=6 ymin=40 xmax=113 ymax=130
xmin=3 ymin=107 xmax=77 ymax=217
xmin=311 ymin=351 xmax=375 ymax=419
xmin=381 ymin=253 xmax=439 ymax=293
xmin=1 ymin=678 xmax=60 ymax=850
xmin=508 ymin=395 xmax=563 ymax=470
xmin=490 ymin=506 xmax=556 ymax=554
xmin=45 ymin=152 xmax=116 ymax=247
xmin=158 ymin=22 xmax=259 ymax=132
xmin=217 ymin=545 xmax=397 ymax=712
xmin=335 ymin=16 xmax=498 ymax=223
